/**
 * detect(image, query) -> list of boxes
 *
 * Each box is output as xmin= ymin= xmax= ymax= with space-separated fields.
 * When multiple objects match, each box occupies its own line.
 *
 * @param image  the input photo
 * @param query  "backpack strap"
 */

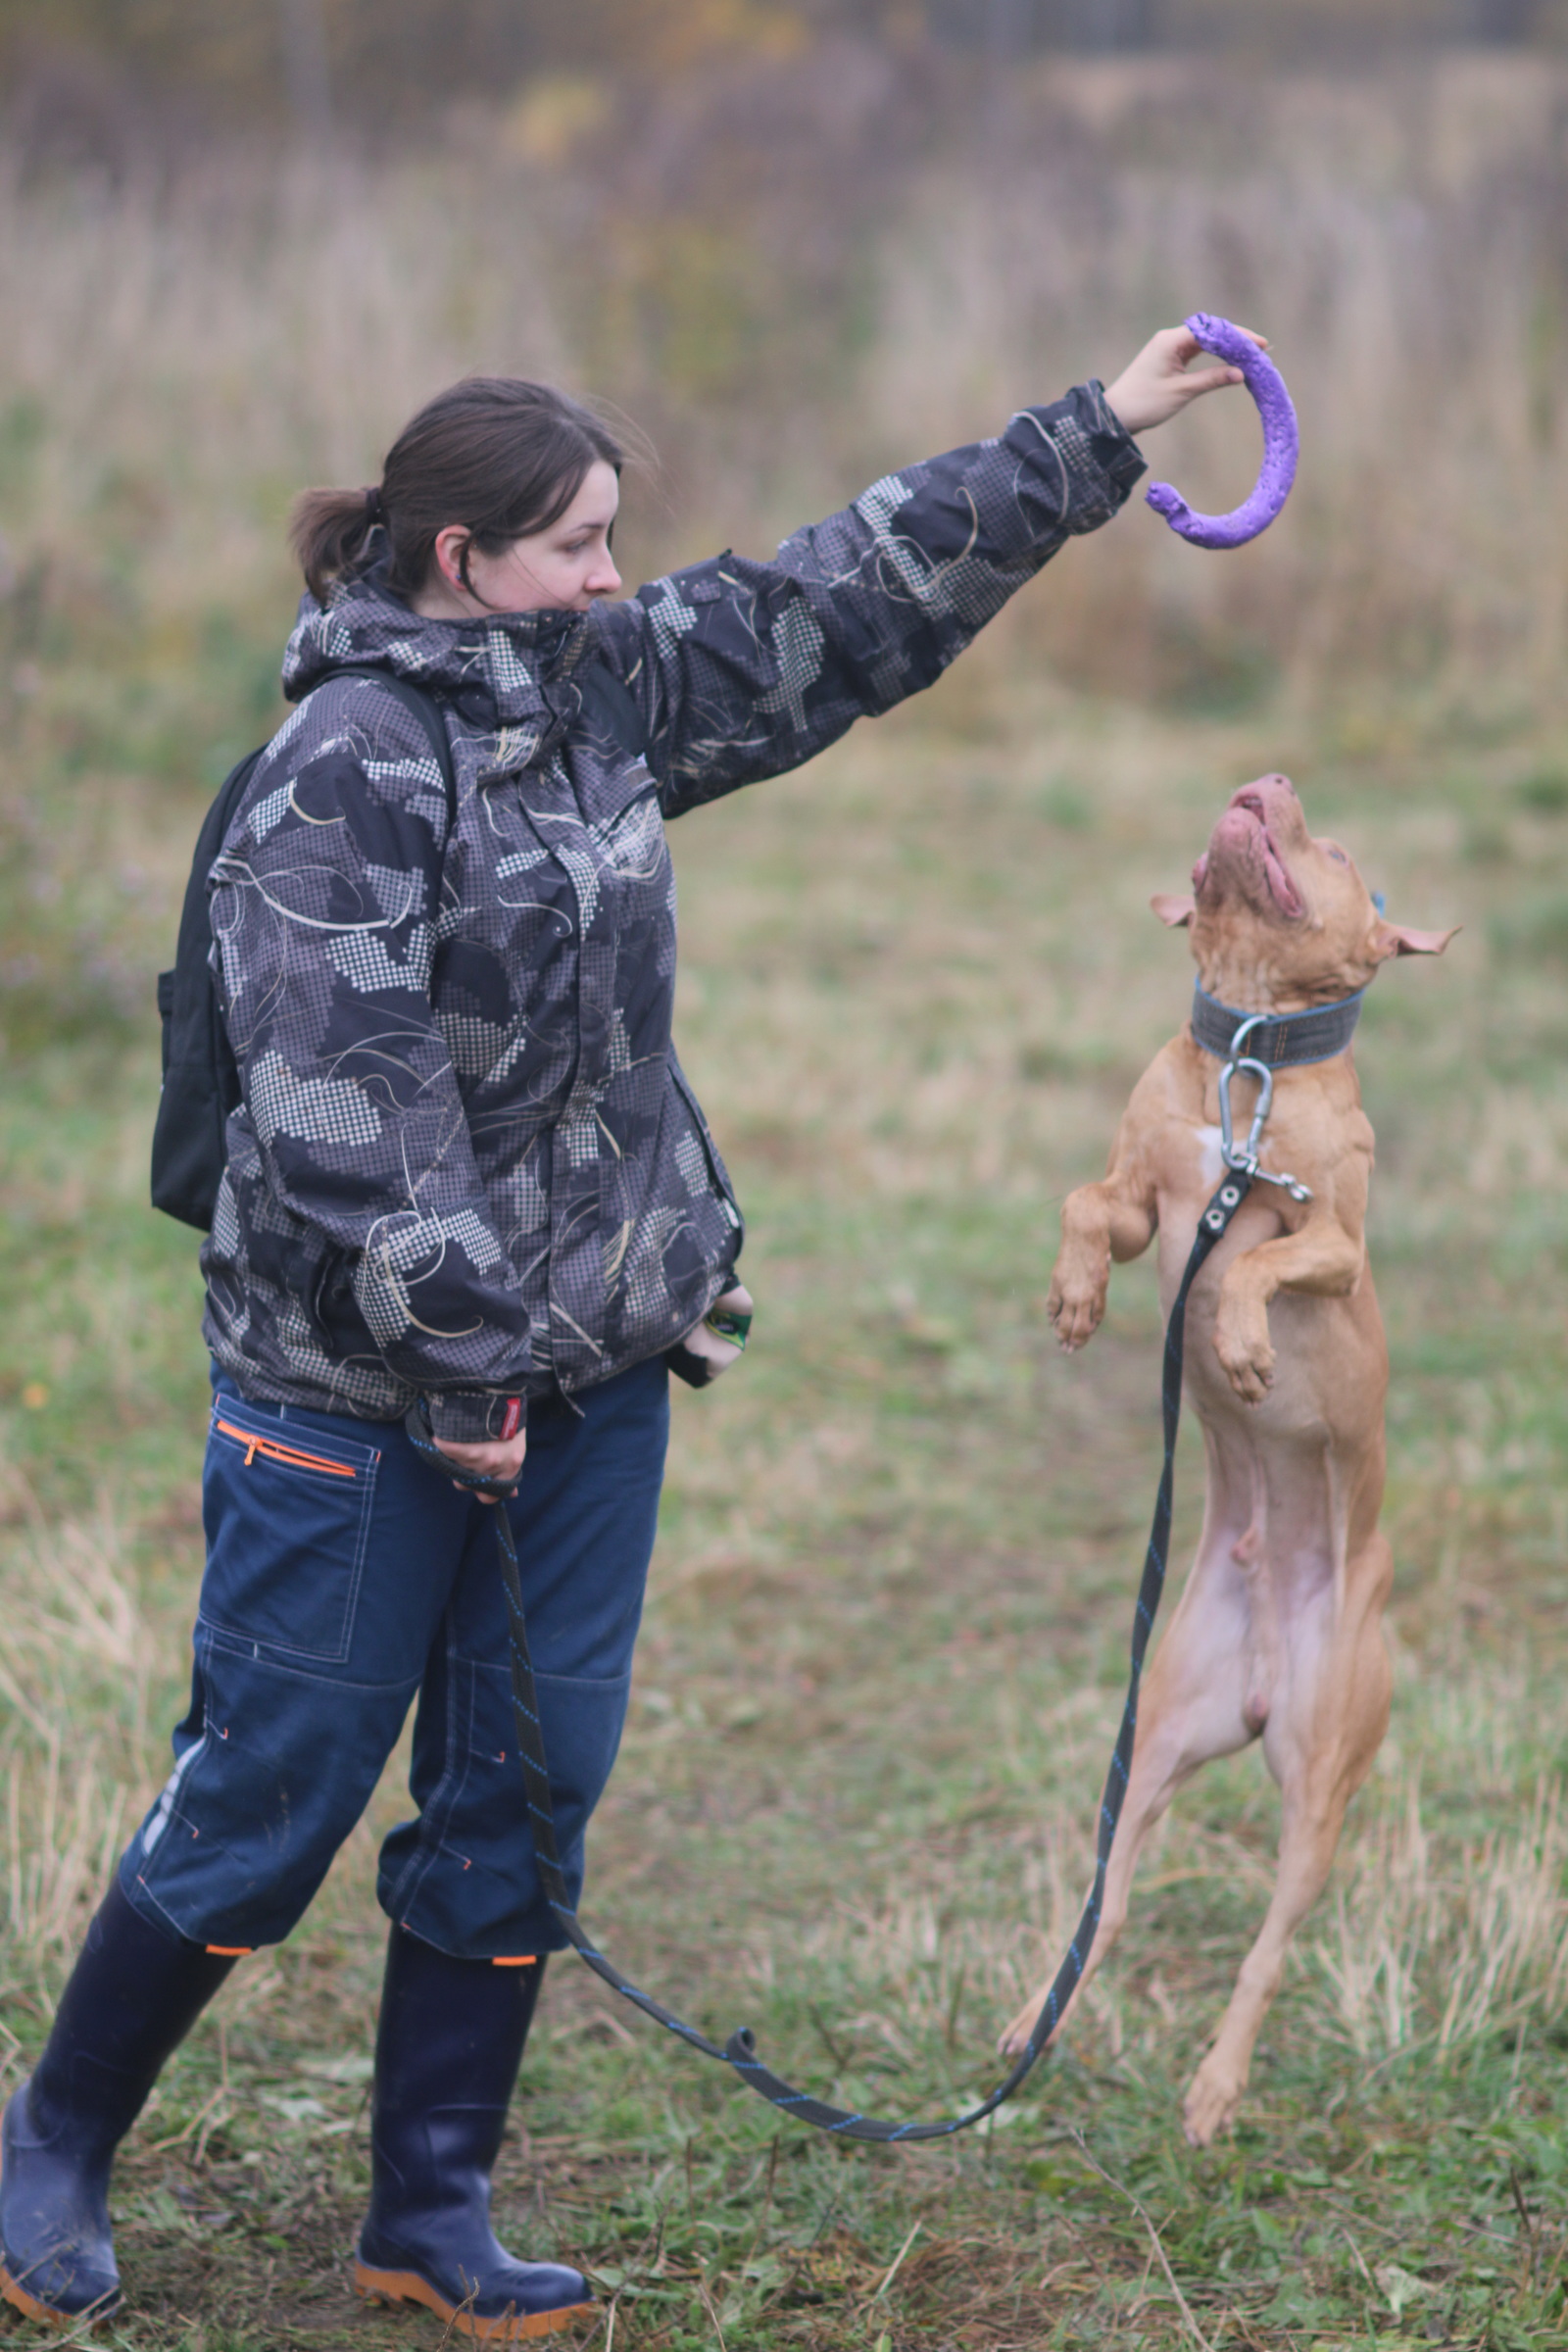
xmin=333 ymin=665 xmax=457 ymax=824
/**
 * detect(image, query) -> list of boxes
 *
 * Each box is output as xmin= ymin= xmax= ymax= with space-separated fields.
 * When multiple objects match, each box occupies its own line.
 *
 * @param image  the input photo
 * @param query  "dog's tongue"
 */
xmin=1258 ymin=832 xmax=1303 ymax=916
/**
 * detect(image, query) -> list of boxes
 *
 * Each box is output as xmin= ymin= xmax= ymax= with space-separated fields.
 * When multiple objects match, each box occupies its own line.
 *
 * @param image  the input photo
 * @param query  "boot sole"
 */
xmin=0 ymin=2260 xmax=121 ymax=2330
xmin=0 ymin=2137 xmax=122 ymax=2331
xmin=354 ymin=2261 xmax=594 ymax=2342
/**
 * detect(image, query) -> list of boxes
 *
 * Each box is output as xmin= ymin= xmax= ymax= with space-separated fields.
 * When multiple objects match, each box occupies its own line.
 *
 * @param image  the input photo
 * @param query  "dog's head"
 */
xmin=1151 ymin=774 xmax=1456 ymax=1010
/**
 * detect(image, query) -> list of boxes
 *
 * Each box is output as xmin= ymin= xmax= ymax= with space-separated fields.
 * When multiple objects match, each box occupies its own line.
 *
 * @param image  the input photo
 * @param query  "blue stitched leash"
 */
xmin=400 ymin=1152 xmax=1273 ymax=2140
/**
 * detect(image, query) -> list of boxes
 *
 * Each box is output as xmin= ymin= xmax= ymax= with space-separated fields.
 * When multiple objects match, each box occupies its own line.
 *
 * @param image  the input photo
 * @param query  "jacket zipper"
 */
xmin=214 ymin=1419 xmax=368 ymax=1478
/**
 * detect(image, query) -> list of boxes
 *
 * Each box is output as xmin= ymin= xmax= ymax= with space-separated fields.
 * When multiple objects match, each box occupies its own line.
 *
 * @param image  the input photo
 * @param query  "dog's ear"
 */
xmin=1151 ymin=893 xmax=1195 ymax=928
xmin=1372 ymin=919 xmax=1459 ymax=959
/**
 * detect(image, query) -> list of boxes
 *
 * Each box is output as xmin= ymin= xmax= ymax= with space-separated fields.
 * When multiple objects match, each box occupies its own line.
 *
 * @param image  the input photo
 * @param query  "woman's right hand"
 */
xmin=1102 ymin=323 xmax=1267 ymax=437
xmin=434 ymin=1431 xmax=527 ymax=1500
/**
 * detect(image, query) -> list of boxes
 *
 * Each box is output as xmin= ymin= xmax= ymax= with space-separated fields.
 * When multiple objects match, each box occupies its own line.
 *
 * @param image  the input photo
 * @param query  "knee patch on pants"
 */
xmin=127 ymin=1635 xmax=416 ymax=1950
xmin=378 ymin=1655 xmax=634 ymax=1956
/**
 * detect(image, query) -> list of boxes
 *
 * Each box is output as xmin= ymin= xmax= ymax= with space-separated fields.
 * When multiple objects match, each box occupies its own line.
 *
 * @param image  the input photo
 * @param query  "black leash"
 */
xmin=400 ymin=1164 xmax=1256 ymax=2141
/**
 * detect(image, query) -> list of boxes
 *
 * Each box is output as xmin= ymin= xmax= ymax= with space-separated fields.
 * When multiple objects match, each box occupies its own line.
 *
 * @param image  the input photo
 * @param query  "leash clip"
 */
xmin=1218 ymin=1017 xmax=1313 ymax=1203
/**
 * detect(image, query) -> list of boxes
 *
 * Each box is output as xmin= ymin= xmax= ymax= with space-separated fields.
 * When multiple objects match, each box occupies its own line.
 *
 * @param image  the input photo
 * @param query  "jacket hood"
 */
xmin=280 ymin=559 xmax=594 ymax=731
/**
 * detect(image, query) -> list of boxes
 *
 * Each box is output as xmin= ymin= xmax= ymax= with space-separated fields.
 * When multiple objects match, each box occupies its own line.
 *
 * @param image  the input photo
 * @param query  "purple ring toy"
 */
xmin=1144 ymin=312 xmax=1298 ymax=551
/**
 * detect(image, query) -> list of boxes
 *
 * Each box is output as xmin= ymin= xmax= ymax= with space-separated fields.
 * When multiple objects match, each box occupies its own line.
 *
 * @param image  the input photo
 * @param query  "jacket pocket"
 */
xmin=310 ymin=1246 xmax=377 ymax=1359
xmin=667 ymin=1053 xmax=744 ymax=1241
xmin=201 ymin=1398 xmax=380 ymax=1664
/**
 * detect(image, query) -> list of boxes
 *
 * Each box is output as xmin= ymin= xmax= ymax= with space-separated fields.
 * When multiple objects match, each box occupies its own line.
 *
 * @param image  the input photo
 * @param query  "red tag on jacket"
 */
xmin=500 ymin=1397 xmax=522 ymax=1441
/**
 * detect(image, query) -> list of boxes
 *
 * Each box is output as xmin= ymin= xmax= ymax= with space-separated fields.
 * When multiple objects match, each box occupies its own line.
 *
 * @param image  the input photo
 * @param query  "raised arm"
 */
xmin=593 ymin=381 xmax=1145 ymax=815
xmin=209 ymin=681 xmax=530 ymax=1443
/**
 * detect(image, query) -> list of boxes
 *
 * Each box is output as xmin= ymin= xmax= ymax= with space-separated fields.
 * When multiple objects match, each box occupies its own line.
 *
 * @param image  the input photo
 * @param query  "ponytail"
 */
xmin=287 ymin=380 xmax=624 ymax=608
xmin=288 ymin=484 xmax=384 ymax=606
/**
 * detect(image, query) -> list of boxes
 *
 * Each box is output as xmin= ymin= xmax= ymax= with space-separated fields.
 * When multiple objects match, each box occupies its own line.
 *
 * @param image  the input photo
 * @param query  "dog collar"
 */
xmin=1190 ymin=983 xmax=1365 ymax=1068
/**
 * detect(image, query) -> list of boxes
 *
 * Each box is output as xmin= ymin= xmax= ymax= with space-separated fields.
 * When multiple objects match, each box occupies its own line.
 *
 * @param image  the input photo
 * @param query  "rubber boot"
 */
xmin=355 ymin=1934 xmax=592 ymax=2342
xmin=0 ymin=1878 xmax=237 ymax=2325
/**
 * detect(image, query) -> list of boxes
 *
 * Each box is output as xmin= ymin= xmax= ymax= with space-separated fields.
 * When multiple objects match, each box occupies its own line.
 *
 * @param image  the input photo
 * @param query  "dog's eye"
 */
xmin=1327 ymin=847 xmax=1348 ymax=864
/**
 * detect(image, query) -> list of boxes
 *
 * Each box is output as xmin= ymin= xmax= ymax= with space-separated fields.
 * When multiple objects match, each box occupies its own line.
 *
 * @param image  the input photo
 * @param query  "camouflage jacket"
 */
xmin=202 ymin=382 xmax=1144 ymax=1438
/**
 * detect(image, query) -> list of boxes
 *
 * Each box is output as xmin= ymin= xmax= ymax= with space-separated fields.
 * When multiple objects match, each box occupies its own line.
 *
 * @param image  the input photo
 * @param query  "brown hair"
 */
xmin=288 ymin=376 xmax=625 ymax=606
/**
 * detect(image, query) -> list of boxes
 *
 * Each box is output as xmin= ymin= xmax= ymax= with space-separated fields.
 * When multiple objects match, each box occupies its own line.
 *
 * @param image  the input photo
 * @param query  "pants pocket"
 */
xmin=201 ymin=1397 xmax=380 ymax=1663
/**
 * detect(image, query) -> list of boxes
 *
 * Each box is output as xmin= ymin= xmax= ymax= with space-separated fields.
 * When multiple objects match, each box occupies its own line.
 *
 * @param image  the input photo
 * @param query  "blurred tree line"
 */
xmin=1 ymin=0 xmax=1564 ymax=152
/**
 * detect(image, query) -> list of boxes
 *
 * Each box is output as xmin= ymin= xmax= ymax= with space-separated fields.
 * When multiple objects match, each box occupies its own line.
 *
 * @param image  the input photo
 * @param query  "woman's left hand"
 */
xmin=434 ymin=1430 xmax=527 ymax=1500
xmin=1103 ymin=323 xmax=1268 ymax=438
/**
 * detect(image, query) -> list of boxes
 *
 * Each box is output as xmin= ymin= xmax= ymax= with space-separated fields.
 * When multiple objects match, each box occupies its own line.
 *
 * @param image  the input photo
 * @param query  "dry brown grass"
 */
xmin=3 ymin=52 xmax=1568 ymax=719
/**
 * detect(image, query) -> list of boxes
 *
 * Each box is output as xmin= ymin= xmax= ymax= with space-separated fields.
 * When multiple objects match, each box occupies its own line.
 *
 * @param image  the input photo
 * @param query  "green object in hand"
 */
xmin=705 ymin=1303 xmax=752 ymax=1350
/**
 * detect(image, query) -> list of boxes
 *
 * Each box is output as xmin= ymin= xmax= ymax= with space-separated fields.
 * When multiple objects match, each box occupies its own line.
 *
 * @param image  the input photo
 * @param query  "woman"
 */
xmin=1 ymin=326 xmax=1254 ymax=2339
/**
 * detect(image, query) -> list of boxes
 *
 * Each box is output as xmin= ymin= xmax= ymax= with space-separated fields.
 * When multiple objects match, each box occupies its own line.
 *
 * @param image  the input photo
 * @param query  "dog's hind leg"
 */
xmin=1180 ymin=1530 xmax=1393 ymax=2147
xmin=999 ymin=1501 xmax=1260 ymax=2061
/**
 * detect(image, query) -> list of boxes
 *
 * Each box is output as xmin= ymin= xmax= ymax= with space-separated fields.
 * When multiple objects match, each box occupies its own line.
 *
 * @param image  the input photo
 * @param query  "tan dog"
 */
xmin=1000 ymin=774 xmax=1453 ymax=2144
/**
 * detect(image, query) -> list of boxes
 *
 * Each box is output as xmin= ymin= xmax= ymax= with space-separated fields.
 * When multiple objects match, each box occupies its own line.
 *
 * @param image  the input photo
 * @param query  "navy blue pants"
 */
xmin=121 ymin=1359 xmax=669 ymax=1960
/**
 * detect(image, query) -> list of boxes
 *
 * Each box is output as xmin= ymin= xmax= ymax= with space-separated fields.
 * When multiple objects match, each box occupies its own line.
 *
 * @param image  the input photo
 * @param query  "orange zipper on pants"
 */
xmin=214 ymin=1419 xmax=362 ymax=1478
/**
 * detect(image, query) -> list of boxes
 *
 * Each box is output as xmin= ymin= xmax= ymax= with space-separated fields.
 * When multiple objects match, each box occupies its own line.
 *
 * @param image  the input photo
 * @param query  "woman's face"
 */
xmin=417 ymin=460 xmax=623 ymax=619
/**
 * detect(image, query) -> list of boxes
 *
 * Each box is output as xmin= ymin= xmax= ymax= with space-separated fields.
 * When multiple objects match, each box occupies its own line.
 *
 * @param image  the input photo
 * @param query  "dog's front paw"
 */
xmin=1182 ymin=2052 xmax=1246 ymax=2146
xmin=1048 ymin=1255 xmax=1108 ymax=1351
xmin=1211 ymin=1309 xmax=1275 ymax=1403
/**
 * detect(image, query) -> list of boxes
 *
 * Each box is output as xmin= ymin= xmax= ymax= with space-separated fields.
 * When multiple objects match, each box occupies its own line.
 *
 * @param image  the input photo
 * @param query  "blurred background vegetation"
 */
xmin=4 ymin=9 xmax=1568 ymax=2346
xmin=2 ymin=4 xmax=1567 ymax=730
xmin=3 ymin=0 xmax=1568 ymax=1047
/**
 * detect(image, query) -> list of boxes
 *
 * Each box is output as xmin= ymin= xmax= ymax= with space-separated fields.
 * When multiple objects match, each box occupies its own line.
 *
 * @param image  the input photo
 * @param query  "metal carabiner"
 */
xmin=1216 ymin=1017 xmax=1314 ymax=1202
xmin=1217 ymin=1051 xmax=1273 ymax=1174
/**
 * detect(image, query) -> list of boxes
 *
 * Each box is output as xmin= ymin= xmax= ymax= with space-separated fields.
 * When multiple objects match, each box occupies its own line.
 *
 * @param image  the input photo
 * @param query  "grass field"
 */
xmin=5 ymin=45 xmax=1568 ymax=2347
xmin=3 ymin=639 xmax=1568 ymax=2348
